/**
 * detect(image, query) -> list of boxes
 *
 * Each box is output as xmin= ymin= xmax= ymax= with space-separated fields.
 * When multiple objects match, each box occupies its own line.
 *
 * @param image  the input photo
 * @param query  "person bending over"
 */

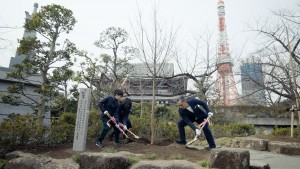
xmin=175 ymin=96 xmax=216 ymax=149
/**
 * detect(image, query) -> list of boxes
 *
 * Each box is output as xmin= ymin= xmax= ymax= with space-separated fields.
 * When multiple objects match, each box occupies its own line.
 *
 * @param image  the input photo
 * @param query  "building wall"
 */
xmin=241 ymin=63 xmax=266 ymax=105
xmin=0 ymin=69 xmax=50 ymax=124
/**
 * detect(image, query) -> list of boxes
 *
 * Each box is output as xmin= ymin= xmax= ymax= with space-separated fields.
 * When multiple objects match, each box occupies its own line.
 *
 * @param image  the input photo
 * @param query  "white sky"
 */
xmin=0 ymin=0 xmax=299 ymax=71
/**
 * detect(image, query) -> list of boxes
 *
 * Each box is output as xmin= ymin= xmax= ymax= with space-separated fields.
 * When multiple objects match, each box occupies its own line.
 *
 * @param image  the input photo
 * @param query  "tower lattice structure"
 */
xmin=216 ymin=0 xmax=239 ymax=105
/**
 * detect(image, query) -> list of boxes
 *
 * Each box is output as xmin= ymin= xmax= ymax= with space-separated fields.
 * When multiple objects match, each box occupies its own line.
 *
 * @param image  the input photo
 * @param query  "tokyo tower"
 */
xmin=216 ymin=0 xmax=239 ymax=105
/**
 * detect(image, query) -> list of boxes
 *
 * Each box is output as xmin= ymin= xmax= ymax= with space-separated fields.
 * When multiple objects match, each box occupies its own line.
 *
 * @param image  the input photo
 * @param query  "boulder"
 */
xmin=4 ymin=151 xmax=79 ymax=169
xmin=268 ymin=141 xmax=300 ymax=155
xmin=5 ymin=151 xmax=33 ymax=160
xmin=130 ymin=160 xmax=204 ymax=169
xmin=210 ymin=148 xmax=250 ymax=169
xmin=79 ymin=152 xmax=133 ymax=169
xmin=251 ymin=139 xmax=268 ymax=151
xmin=230 ymin=138 xmax=268 ymax=151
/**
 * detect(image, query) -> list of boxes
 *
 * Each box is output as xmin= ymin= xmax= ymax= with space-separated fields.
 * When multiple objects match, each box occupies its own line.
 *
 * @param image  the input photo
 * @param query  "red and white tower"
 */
xmin=216 ymin=0 xmax=239 ymax=105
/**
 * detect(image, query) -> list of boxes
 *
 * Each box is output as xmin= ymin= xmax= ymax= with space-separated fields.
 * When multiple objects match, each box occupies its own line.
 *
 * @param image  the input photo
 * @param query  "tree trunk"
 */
xmin=151 ymin=76 xmax=156 ymax=144
xmin=37 ymin=95 xmax=46 ymax=126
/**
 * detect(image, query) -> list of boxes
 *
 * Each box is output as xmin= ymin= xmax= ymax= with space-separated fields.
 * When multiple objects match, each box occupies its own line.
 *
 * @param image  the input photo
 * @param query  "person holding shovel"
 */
xmin=96 ymin=89 xmax=123 ymax=147
xmin=109 ymin=97 xmax=133 ymax=142
xmin=175 ymin=96 xmax=216 ymax=149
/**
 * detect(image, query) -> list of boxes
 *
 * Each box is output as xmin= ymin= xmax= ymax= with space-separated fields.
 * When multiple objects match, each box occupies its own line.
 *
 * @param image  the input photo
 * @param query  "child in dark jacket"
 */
xmin=109 ymin=98 xmax=132 ymax=141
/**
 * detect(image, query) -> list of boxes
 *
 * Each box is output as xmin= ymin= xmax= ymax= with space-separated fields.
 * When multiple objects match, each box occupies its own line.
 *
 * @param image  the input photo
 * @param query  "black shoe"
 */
xmin=123 ymin=138 xmax=129 ymax=144
xmin=114 ymin=142 xmax=122 ymax=146
xmin=204 ymin=145 xmax=217 ymax=150
xmin=96 ymin=141 xmax=104 ymax=147
xmin=175 ymin=140 xmax=187 ymax=145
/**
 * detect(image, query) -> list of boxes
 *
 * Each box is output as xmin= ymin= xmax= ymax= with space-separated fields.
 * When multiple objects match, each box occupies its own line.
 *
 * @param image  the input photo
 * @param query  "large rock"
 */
xmin=210 ymin=148 xmax=250 ymax=169
xmin=130 ymin=160 xmax=205 ymax=169
xmin=5 ymin=151 xmax=33 ymax=160
xmin=230 ymin=138 xmax=268 ymax=151
xmin=268 ymin=141 xmax=300 ymax=155
xmin=4 ymin=151 xmax=79 ymax=169
xmin=79 ymin=151 xmax=133 ymax=169
xmin=251 ymin=139 xmax=268 ymax=151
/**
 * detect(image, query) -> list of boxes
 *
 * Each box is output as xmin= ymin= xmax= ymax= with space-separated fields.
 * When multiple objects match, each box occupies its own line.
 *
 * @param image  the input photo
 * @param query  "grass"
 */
xmin=128 ymin=156 xmax=140 ymax=164
xmin=198 ymin=160 xmax=210 ymax=168
xmin=71 ymin=153 xmax=80 ymax=163
xmin=170 ymin=153 xmax=185 ymax=160
xmin=102 ymin=147 xmax=118 ymax=153
xmin=144 ymin=153 xmax=157 ymax=160
xmin=215 ymin=137 xmax=232 ymax=146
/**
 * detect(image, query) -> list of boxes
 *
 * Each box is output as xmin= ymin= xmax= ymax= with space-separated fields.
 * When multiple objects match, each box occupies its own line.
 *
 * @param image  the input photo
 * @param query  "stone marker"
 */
xmin=73 ymin=88 xmax=91 ymax=151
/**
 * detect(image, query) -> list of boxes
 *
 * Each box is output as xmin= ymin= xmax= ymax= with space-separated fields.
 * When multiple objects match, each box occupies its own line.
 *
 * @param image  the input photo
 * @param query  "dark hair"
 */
xmin=122 ymin=98 xmax=132 ymax=109
xmin=177 ymin=95 xmax=187 ymax=102
xmin=114 ymin=89 xmax=124 ymax=96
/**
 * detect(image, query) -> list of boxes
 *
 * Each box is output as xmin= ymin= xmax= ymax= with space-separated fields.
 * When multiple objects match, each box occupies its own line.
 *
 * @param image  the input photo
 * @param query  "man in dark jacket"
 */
xmin=96 ymin=89 xmax=123 ymax=147
xmin=175 ymin=96 xmax=216 ymax=149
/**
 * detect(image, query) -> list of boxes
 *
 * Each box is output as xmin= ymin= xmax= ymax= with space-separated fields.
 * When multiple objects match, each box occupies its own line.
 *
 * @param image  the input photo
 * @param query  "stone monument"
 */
xmin=73 ymin=88 xmax=91 ymax=151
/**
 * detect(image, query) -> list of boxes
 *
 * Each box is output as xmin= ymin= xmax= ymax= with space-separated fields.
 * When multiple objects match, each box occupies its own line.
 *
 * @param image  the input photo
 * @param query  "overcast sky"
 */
xmin=0 ymin=0 xmax=299 ymax=70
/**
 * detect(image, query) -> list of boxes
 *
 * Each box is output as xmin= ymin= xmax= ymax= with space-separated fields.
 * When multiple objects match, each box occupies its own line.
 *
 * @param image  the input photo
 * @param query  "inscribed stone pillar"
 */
xmin=73 ymin=88 xmax=91 ymax=151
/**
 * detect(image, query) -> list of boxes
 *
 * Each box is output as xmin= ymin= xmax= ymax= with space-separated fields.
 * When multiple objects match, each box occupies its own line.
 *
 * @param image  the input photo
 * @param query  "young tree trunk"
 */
xmin=151 ymin=76 xmax=156 ymax=144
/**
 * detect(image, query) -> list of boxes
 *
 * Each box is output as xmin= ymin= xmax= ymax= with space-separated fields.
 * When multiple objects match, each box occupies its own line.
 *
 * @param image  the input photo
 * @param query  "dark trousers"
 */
xmin=97 ymin=116 xmax=120 ymax=143
xmin=178 ymin=119 xmax=216 ymax=148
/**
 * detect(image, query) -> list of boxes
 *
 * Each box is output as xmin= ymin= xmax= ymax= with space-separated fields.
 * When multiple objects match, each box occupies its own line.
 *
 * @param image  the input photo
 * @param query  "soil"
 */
xmin=13 ymin=135 xmax=300 ymax=163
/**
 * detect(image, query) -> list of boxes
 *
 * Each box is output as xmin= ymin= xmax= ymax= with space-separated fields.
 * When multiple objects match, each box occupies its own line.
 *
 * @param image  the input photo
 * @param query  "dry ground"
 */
xmin=15 ymin=135 xmax=300 ymax=163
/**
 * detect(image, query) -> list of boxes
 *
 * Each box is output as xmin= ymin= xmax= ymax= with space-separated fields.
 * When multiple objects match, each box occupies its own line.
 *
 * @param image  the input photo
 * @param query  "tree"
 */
xmin=94 ymin=27 xmax=137 ymax=91
xmin=50 ymin=67 xmax=74 ymax=113
xmin=73 ymin=51 xmax=104 ymax=108
xmin=174 ymin=30 xmax=219 ymax=103
xmin=131 ymin=5 xmax=178 ymax=144
xmin=4 ymin=4 xmax=77 ymax=126
xmin=248 ymin=6 xmax=300 ymax=124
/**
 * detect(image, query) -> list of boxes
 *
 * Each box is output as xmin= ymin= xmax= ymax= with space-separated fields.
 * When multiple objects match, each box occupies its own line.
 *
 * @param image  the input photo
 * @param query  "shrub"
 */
xmin=294 ymin=127 xmax=300 ymax=138
xmin=0 ymin=113 xmax=40 ymax=150
xmin=130 ymin=113 xmax=151 ymax=138
xmin=272 ymin=127 xmax=290 ymax=136
xmin=229 ymin=123 xmax=255 ymax=137
xmin=211 ymin=123 xmax=255 ymax=137
xmin=271 ymin=127 xmax=300 ymax=138
xmin=0 ymin=159 xmax=7 ymax=169
xmin=87 ymin=109 xmax=102 ymax=139
xmin=48 ymin=112 xmax=76 ymax=145
xmin=156 ymin=122 xmax=179 ymax=140
xmin=48 ymin=123 xmax=74 ymax=144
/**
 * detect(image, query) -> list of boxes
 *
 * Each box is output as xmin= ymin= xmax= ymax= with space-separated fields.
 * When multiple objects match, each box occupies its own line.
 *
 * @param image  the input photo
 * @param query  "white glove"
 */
xmin=123 ymin=125 xmax=127 ymax=131
xmin=208 ymin=112 xmax=213 ymax=117
xmin=104 ymin=110 xmax=108 ymax=115
xmin=196 ymin=129 xmax=201 ymax=136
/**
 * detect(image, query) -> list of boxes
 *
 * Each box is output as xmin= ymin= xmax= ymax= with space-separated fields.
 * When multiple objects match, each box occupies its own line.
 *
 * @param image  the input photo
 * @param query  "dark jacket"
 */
xmin=178 ymin=98 xmax=210 ymax=130
xmin=119 ymin=98 xmax=132 ymax=128
xmin=98 ymin=96 xmax=120 ymax=121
